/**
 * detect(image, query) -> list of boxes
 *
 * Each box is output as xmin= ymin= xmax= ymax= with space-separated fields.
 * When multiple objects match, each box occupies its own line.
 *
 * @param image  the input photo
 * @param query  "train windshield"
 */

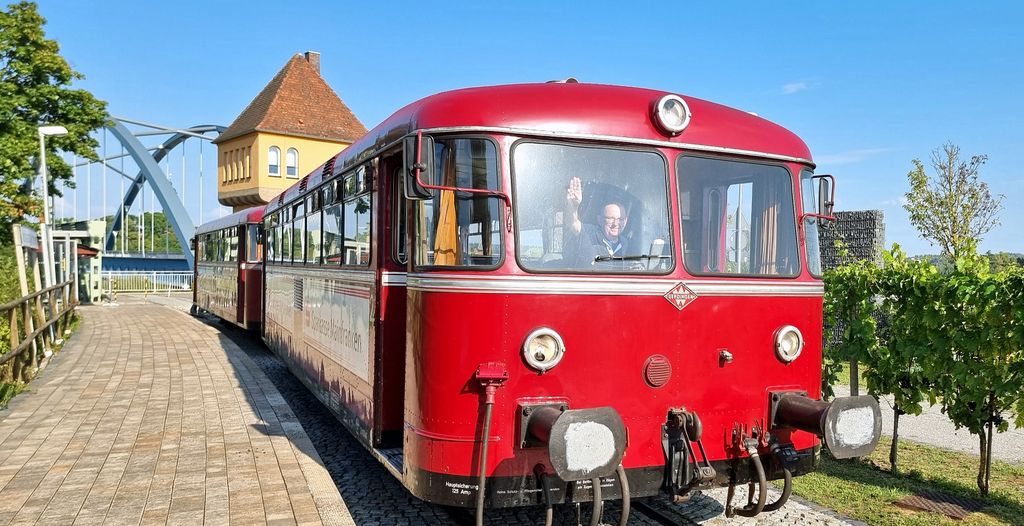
xmin=513 ymin=142 xmax=673 ymax=273
xmin=677 ymin=156 xmax=799 ymax=277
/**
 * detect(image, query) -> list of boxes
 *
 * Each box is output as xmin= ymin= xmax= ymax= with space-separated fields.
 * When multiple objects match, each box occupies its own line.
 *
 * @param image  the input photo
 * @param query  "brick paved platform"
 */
xmin=0 ymin=299 xmax=352 ymax=525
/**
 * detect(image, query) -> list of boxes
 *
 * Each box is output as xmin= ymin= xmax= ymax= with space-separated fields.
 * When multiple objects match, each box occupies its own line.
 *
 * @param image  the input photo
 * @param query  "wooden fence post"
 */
xmin=21 ymin=300 xmax=35 ymax=378
xmin=5 ymin=309 xmax=17 ymax=383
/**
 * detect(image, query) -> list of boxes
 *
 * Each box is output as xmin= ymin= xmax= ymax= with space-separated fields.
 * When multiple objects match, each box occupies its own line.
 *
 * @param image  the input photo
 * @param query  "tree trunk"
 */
xmin=977 ymin=427 xmax=989 ymax=496
xmin=890 ymin=408 xmax=901 ymax=474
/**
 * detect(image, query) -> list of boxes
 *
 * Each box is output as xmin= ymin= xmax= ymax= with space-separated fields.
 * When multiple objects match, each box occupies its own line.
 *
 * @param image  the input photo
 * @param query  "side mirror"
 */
xmin=813 ymin=174 xmax=836 ymax=218
xmin=402 ymin=133 xmax=435 ymax=200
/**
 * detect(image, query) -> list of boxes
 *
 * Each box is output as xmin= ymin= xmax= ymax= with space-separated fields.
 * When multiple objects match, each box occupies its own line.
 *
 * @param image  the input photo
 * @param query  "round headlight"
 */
xmin=774 ymin=325 xmax=804 ymax=363
xmin=653 ymin=94 xmax=692 ymax=135
xmin=523 ymin=328 xmax=565 ymax=373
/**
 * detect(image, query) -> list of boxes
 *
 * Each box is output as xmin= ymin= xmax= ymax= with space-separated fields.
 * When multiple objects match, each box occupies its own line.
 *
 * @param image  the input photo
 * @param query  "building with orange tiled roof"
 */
xmin=213 ymin=51 xmax=367 ymax=211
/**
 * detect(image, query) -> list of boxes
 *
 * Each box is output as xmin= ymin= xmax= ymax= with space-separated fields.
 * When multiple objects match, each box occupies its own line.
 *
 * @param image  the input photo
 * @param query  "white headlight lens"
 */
xmin=654 ymin=94 xmax=692 ymax=135
xmin=523 ymin=328 xmax=565 ymax=372
xmin=774 ymin=325 xmax=804 ymax=363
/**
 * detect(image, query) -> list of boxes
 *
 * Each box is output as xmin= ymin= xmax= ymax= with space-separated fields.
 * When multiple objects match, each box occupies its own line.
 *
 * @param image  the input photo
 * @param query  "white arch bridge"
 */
xmin=63 ymin=117 xmax=228 ymax=269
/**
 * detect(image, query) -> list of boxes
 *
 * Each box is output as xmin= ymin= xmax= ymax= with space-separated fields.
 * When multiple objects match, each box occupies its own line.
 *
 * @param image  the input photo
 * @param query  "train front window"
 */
xmin=513 ymin=142 xmax=672 ymax=273
xmin=414 ymin=138 xmax=502 ymax=268
xmin=678 ymin=156 xmax=799 ymax=277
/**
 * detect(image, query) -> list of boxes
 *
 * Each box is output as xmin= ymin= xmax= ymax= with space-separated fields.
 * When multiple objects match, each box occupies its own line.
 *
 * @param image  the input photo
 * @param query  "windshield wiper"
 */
xmin=593 ymin=254 xmax=672 ymax=262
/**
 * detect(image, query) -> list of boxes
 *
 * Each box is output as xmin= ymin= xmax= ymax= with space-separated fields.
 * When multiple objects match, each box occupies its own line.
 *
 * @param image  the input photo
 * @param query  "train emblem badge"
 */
xmin=664 ymin=282 xmax=698 ymax=311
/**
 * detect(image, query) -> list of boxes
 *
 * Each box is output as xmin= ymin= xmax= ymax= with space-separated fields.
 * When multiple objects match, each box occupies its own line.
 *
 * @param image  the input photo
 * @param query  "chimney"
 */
xmin=304 ymin=51 xmax=320 ymax=73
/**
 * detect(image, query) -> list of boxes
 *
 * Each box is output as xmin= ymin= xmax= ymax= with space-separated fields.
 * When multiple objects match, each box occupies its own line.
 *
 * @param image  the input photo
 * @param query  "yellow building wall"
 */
xmin=217 ymin=131 xmax=351 ymax=212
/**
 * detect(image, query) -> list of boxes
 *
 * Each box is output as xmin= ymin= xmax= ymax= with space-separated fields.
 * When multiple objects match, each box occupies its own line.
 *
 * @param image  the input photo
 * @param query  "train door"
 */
xmin=236 ymin=224 xmax=246 ymax=323
xmin=373 ymin=151 xmax=408 ymax=448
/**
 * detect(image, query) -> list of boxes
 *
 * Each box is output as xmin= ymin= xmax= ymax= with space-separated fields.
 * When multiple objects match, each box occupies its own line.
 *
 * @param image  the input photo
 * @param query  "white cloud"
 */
xmin=878 ymin=196 xmax=909 ymax=207
xmin=817 ymin=147 xmax=898 ymax=166
xmin=781 ymin=82 xmax=809 ymax=95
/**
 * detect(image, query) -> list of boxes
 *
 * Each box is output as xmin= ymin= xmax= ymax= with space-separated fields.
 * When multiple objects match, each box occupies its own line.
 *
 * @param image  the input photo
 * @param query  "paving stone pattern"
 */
xmin=0 ymin=299 xmax=349 ymax=525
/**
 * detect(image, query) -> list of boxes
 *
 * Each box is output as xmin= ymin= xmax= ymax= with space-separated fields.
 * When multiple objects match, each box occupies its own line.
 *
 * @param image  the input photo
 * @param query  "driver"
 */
xmin=564 ymin=176 xmax=629 ymax=268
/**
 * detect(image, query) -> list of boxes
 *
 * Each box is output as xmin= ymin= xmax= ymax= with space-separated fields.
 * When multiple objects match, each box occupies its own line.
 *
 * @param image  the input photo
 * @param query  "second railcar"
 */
xmin=192 ymin=207 xmax=264 ymax=329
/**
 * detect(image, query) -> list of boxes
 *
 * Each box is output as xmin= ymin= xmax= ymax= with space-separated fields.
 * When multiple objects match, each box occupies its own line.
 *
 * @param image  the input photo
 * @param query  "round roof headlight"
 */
xmin=653 ymin=94 xmax=692 ymax=136
xmin=523 ymin=328 xmax=565 ymax=373
xmin=774 ymin=325 xmax=804 ymax=363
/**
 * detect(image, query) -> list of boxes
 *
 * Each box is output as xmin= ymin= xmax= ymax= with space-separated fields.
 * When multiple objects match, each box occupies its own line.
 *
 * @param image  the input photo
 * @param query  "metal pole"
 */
xmin=71 ymin=240 xmax=79 ymax=303
xmin=150 ymin=173 xmax=155 ymax=252
xmin=199 ymin=138 xmax=204 ymax=224
xmin=86 ymin=161 xmax=91 ymax=221
xmin=141 ymin=186 xmax=146 ymax=257
xmin=72 ymin=154 xmax=78 ymax=221
xmin=38 ymin=130 xmax=55 ymax=289
xmin=119 ymin=148 xmax=125 ymax=254
xmin=102 ymin=128 xmax=107 ymax=229
xmin=181 ymin=138 xmax=186 ymax=213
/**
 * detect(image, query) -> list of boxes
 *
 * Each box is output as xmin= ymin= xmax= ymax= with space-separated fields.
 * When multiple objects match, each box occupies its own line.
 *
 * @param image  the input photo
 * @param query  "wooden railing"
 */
xmin=0 ymin=280 xmax=77 ymax=382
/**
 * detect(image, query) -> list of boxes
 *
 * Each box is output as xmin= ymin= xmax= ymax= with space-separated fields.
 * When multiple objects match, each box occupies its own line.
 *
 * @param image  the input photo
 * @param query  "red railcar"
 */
xmin=204 ymin=82 xmax=880 ymax=522
xmin=192 ymin=207 xmax=264 ymax=329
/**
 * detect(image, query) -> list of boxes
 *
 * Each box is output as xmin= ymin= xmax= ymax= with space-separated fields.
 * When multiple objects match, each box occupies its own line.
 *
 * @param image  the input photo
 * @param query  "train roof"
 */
xmin=195 ymin=206 xmax=265 ymax=236
xmin=267 ymin=82 xmax=813 ymax=214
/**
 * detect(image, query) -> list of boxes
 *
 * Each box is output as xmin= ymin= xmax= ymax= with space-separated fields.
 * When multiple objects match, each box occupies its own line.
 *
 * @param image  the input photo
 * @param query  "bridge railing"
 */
xmin=101 ymin=271 xmax=193 ymax=297
xmin=0 ymin=280 xmax=77 ymax=382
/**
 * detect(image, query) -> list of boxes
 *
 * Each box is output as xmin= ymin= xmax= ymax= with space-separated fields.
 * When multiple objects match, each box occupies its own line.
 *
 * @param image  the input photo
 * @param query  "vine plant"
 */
xmin=824 ymin=245 xmax=1024 ymax=495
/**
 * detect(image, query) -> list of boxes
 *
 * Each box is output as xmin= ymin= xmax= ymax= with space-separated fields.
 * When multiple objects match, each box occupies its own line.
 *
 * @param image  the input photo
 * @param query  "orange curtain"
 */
xmin=432 ymin=148 xmax=461 ymax=265
xmin=433 ymin=190 xmax=459 ymax=265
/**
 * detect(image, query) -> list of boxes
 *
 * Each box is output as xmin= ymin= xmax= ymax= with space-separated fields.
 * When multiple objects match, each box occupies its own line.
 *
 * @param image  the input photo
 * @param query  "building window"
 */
xmin=268 ymin=146 xmax=281 ymax=177
xmin=286 ymin=148 xmax=299 ymax=178
xmin=222 ymin=152 xmax=229 ymax=183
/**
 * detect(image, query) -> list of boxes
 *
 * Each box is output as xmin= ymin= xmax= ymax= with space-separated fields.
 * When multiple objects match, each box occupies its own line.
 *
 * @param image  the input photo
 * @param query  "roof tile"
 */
xmin=214 ymin=53 xmax=367 ymax=144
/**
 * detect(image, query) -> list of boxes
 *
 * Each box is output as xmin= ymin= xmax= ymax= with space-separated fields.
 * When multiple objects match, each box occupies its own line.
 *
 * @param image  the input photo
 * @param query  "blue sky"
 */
xmin=37 ymin=1 xmax=1023 ymax=255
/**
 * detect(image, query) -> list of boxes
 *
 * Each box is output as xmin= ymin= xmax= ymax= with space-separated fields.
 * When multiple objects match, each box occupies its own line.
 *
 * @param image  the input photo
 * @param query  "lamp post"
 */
xmin=38 ymin=125 xmax=68 ymax=290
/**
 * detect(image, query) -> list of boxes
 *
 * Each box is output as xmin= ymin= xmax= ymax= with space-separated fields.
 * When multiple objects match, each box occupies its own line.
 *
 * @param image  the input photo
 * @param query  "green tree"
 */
xmin=984 ymin=251 xmax=1021 ymax=273
xmin=903 ymin=142 xmax=1003 ymax=260
xmin=0 ymin=1 xmax=108 ymax=242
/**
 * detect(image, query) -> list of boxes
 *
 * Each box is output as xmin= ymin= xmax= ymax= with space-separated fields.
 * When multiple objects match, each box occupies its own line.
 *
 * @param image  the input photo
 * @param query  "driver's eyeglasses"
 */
xmin=603 ymin=216 xmax=626 ymax=225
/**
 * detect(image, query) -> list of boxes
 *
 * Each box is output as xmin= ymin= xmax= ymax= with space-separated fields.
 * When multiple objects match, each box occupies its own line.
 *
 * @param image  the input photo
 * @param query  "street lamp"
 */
xmin=38 ymin=125 xmax=68 ymax=289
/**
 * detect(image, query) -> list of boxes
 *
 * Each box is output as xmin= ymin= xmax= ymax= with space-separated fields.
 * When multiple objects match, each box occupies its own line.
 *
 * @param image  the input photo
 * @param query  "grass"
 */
xmin=791 ymin=437 xmax=1024 ymax=525
xmin=830 ymin=360 xmax=869 ymax=388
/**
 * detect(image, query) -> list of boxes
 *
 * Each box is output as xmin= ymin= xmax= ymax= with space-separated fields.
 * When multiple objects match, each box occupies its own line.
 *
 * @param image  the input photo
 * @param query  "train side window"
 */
xmin=307 ymin=208 xmax=322 ymax=264
xmin=266 ymin=215 xmax=276 ymax=263
xmin=291 ymin=201 xmax=305 ymax=264
xmin=414 ymin=138 xmax=502 ymax=268
xmin=247 ymin=224 xmax=262 ymax=263
xmin=228 ymin=230 xmax=239 ymax=262
xmin=322 ymin=202 xmax=344 ymax=264
xmin=343 ymin=167 xmax=372 ymax=266
xmin=281 ymin=219 xmax=291 ymax=264
xmin=800 ymin=170 xmax=822 ymax=277
xmin=291 ymin=217 xmax=305 ymax=263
